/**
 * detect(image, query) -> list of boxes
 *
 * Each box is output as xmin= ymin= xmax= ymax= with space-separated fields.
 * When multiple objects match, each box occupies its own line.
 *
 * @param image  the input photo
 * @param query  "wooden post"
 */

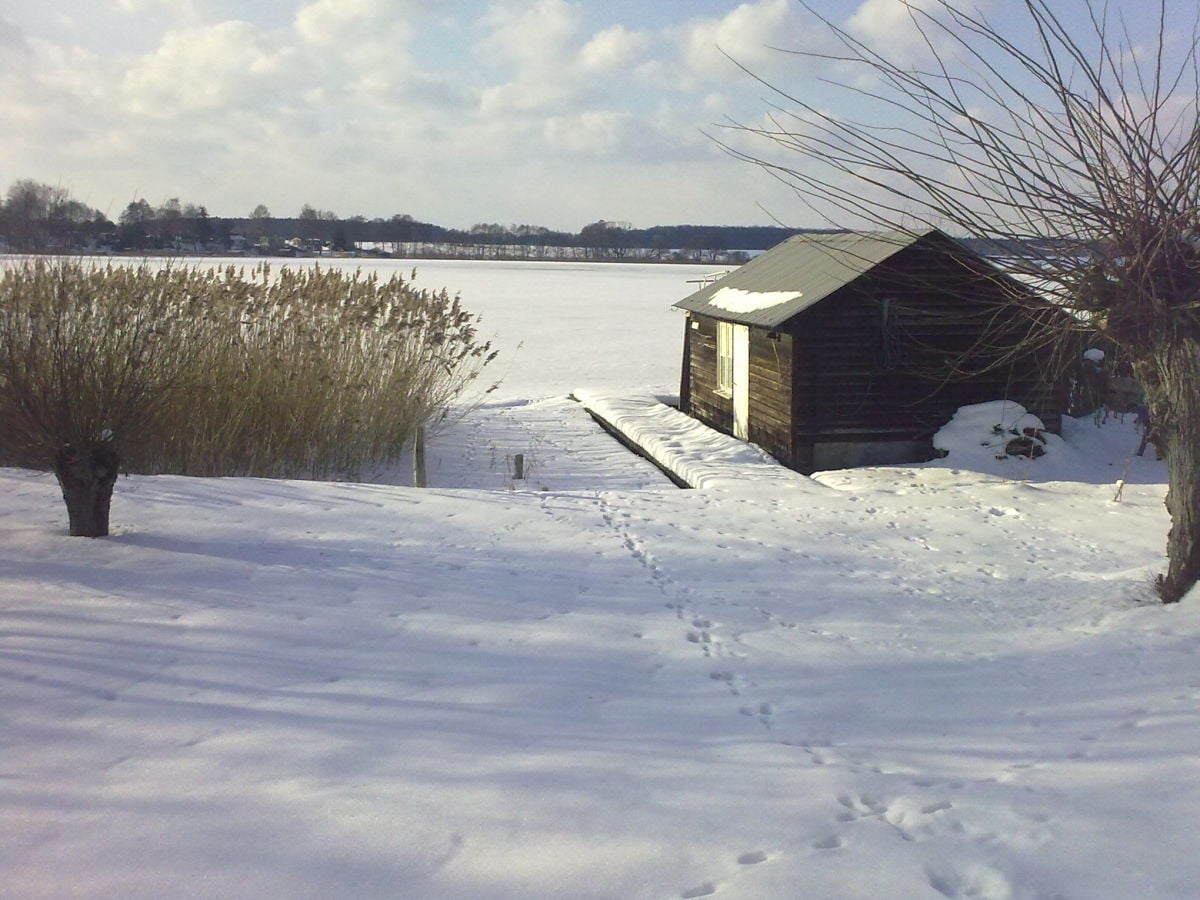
xmin=680 ymin=315 xmax=692 ymax=411
xmin=413 ymin=426 xmax=427 ymax=488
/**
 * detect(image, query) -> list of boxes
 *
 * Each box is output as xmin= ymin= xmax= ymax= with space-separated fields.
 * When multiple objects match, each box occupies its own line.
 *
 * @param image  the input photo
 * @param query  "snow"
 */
xmin=575 ymin=390 xmax=823 ymax=494
xmin=2 ymin=258 xmax=1196 ymax=900
xmin=707 ymin=286 xmax=801 ymax=314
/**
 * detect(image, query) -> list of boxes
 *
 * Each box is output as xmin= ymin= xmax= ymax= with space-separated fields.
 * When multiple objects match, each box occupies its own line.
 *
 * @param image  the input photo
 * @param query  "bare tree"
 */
xmin=2 ymin=179 xmax=72 ymax=249
xmin=716 ymin=0 xmax=1200 ymax=602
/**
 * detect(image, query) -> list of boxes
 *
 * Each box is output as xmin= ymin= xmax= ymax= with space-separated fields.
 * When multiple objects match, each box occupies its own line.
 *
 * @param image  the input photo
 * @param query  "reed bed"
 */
xmin=0 ymin=258 xmax=496 ymax=480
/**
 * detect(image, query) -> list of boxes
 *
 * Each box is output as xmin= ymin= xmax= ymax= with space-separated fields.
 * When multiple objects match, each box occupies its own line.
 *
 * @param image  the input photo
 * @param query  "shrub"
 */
xmin=0 ymin=258 xmax=496 ymax=535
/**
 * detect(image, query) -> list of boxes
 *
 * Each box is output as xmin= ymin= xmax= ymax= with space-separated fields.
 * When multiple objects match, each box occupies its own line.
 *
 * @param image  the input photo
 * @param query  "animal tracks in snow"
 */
xmin=589 ymin=497 xmax=763 ymax=710
xmin=812 ymin=833 xmax=844 ymax=850
xmin=818 ymin=778 xmax=1055 ymax=895
xmin=673 ymin=782 xmax=1040 ymax=900
xmin=587 ymin=498 xmax=780 ymax=731
xmin=832 ymin=789 xmax=968 ymax=845
xmin=926 ymin=863 xmax=1018 ymax=900
xmin=739 ymin=700 xmax=775 ymax=728
xmin=677 ymin=850 xmax=771 ymax=898
xmin=545 ymin=484 xmax=1082 ymax=900
xmin=593 ymin=495 xmax=679 ymax=598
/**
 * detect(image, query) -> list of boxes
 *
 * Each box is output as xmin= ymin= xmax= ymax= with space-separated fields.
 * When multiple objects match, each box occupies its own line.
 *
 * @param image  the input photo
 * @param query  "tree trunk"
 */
xmin=53 ymin=443 xmax=120 ymax=537
xmin=1140 ymin=339 xmax=1200 ymax=603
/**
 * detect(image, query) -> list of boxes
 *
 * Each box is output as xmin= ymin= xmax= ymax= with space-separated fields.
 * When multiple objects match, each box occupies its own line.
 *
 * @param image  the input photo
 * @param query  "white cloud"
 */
xmin=109 ymin=0 xmax=197 ymax=15
xmin=292 ymin=0 xmax=444 ymax=111
xmin=579 ymin=25 xmax=649 ymax=73
xmin=105 ymin=0 xmax=205 ymax=31
xmin=121 ymin=21 xmax=292 ymax=117
xmin=543 ymin=109 xmax=635 ymax=155
xmin=682 ymin=0 xmax=798 ymax=78
xmin=479 ymin=79 xmax=575 ymax=115
xmin=0 ymin=0 xmax=815 ymax=228
xmin=481 ymin=0 xmax=581 ymax=69
xmin=18 ymin=35 xmax=110 ymax=107
xmin=475 ymin=2 xmax=653 ymax=117
xmin=473 ymin=1 xmax=588 ymax=115
xmin=294 ymin=0 xmax=404 ymax=46
xmin=846 ymin=0 xmax=990 ymax=65
xmin=0 ymin=17 xmax=31 ymax=74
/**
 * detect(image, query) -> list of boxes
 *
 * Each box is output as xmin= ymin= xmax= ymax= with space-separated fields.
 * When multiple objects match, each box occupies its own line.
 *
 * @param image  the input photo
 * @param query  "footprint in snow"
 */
xmin=926 ymin=863 xmax=1014 ymax=900
xmin=739 ymin=701 xmax=774 ymax=728
xmin=709 ymin=670 xmax=740 ymax=695
xmin=836 ymin=793 xmax=888 ymax=821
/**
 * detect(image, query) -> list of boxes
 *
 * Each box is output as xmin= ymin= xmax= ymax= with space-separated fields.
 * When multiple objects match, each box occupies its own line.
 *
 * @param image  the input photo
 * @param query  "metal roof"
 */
xmin=673 ymin=229 xmax=942 ymax=328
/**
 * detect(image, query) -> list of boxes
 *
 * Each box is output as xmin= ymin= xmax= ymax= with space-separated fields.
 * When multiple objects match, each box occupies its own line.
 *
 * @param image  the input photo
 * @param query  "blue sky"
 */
xmin=0 ymin=0 xmax=1180 ymax=230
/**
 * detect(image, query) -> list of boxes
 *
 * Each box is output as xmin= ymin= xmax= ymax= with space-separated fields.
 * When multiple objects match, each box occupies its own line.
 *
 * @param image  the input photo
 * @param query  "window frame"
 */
xmin=716 ymin=321 xmax=734 ymax=397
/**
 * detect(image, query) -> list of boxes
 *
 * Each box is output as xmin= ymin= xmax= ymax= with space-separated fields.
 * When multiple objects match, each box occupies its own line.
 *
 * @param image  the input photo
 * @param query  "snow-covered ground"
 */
xmin=2 ymin=259 xmax=1196 ymax=900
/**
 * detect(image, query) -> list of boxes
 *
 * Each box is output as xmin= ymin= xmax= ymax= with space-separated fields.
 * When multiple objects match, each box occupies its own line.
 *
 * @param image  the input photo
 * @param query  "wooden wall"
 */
xmin=684 ymin=314 xmax=796 ymax=466
xmin=746 ymin=328 xmax=794 ymax=467
xmin=790 ymin=242 xmax=1065 ymax=457
xmin=684 ymin=314 xmax=733 ymax=435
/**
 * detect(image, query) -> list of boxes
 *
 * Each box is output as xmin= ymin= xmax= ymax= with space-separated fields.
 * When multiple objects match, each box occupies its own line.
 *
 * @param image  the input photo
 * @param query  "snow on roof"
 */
xmin=707 ymin=286 xmax=803 ymax=314
xmin=673 ymin=229 xmax=935 ymax=327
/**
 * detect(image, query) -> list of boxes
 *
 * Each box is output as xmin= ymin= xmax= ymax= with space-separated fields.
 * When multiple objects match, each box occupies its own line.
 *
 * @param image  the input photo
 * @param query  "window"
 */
xmin=875 ymin=296 xmax=902 ymax=369
xmin=716 ymin=321 xmax=734 ymax=396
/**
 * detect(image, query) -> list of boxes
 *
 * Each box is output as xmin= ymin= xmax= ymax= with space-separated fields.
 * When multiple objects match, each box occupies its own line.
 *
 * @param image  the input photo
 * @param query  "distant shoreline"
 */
xmin=2 ymin=248 xmax=750 ymax=266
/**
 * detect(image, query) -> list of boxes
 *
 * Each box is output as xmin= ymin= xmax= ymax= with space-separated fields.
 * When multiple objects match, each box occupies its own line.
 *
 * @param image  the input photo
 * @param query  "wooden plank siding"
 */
xmin=685 ymin=314 xmax=733 ymax=435
xmin=789 ymin=245 xmax=1063 ymax=456
xmin=684 ymin=313 xmax=796 ymax=466
xmin=746 ymin=327 xmax=794 ymax=466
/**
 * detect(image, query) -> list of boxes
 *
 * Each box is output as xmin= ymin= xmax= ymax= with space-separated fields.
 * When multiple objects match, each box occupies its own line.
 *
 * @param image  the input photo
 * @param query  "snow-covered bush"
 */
xmin=933 ymin=400 xmax=1062 ymax=470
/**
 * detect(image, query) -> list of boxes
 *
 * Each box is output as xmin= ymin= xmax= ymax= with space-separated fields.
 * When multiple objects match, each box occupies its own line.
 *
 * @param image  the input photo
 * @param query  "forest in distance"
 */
xmin=0 ymin=176 xmax=808 ymax=261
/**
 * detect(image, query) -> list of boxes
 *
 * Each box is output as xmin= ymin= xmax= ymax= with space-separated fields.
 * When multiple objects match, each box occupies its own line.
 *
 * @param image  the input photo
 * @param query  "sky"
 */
xmin=0 ymin=0 xmax=1183 ymax=230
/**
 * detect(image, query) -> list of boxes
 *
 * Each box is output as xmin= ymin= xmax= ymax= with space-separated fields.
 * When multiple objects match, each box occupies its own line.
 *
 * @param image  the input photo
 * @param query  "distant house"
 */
xmin=674 ymin=229 xmax=1066 ymax=473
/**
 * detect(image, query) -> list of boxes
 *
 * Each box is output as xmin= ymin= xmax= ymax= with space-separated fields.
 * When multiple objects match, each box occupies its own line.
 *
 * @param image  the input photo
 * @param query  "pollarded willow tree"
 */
xmin=717 ymin=0 xmax=1200 ymax=602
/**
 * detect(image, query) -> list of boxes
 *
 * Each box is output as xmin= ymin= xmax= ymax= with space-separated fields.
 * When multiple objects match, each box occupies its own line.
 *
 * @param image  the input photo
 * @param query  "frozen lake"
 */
xmin=180 ymin=255 xmax=720 ymax=403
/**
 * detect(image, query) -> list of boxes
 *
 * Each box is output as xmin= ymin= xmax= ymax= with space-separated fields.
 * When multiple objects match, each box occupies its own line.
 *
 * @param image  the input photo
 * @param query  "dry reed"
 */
xmin=0 ymin=258 xmax=496 ymax=480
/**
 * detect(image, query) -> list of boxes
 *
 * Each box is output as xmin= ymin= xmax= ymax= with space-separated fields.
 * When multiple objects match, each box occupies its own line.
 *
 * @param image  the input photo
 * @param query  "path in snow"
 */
xmin=373 ymin=395 xmax=676 ymax=492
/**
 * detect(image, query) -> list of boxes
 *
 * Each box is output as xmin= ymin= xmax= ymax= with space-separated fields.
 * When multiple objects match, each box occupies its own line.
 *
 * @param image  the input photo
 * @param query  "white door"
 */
xmin=732 ymin=324 xmax=750 ymax=440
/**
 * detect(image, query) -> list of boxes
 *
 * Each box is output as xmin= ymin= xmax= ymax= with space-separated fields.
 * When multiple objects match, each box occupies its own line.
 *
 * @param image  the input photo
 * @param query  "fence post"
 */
xmin=413 ymin=426 xmax=427 ymax=488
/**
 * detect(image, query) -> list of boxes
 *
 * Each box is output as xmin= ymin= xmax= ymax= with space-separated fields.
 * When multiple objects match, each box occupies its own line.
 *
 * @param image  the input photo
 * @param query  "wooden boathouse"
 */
xmin=674 ymin=229 xmax=1066 ymax=473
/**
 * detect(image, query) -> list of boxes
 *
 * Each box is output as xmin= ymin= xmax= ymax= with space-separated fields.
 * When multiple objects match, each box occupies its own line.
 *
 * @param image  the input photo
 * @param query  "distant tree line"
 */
xmin=0 ymin=178 xmax=801 ymax=258
xmin=0 ymin=179 xmax=112 ymax=251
